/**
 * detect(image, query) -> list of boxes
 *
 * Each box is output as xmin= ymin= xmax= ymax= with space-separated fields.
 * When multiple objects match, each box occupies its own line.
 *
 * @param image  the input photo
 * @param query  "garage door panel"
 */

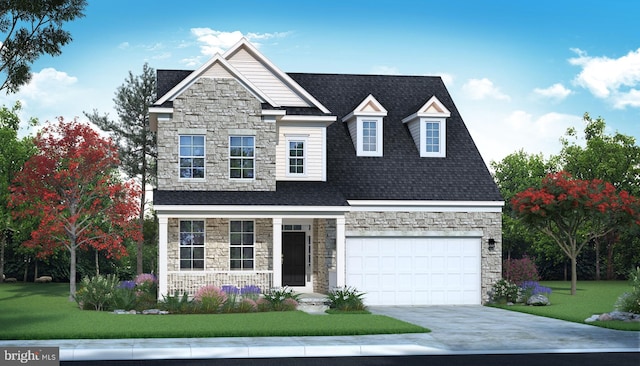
xmin=346 ymin=237 xmax=481 ymax=305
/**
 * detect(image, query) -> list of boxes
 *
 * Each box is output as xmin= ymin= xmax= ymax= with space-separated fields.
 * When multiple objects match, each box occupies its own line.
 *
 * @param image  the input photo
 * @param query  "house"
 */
xmin=149 ymin=38 xmax=503 ymax=306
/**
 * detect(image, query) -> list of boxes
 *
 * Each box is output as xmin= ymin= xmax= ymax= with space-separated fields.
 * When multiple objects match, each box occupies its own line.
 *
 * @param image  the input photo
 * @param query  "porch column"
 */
xmin=336 ymin=217 xmax=346 ymax=287
xmin=272 ymin=218 xmax=282 ymax=288
xmin=158 ymin=216 xmax=169 ymax=300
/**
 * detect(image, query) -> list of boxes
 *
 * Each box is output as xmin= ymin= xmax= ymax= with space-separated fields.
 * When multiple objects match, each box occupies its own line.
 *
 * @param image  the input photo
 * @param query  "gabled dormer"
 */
xmin=402 ymin=96 xmax=451 ymax=158
xmin=342 ymin=94 xmax=388 ymax=157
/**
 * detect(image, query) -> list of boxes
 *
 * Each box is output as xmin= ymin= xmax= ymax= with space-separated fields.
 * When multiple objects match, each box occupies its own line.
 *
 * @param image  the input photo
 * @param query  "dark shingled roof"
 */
xmin=288 ymin=73 xmax=502 ymax=202
xmin=155 ymin=182 xmax=348 ymax=206
xmin=153 ymin=71 xmax=503 ymax=206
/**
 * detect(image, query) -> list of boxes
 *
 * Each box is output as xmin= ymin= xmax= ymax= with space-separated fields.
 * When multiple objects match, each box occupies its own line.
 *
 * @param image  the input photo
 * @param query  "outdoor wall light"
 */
xmin=487 ymin=238 xmax=496 ymax=251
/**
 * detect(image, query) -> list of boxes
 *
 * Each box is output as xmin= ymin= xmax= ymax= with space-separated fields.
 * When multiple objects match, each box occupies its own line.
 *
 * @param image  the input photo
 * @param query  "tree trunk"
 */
xmin=0 ymin=232 xmax=5 ymax=283
xmin=69 ymin=246 xmax=77 ymax=301
xmin=594 ymin=238 xmax=600 ymax=281
xmin=570 ymin=255 xmax=577 ymax=295
xmin=95 ymin=248 xmax=99 ymax=276
xmin=23 ymin=257 xmax=29 ymax=282
xmin=33 ymin=259 xmax=38 ymax=281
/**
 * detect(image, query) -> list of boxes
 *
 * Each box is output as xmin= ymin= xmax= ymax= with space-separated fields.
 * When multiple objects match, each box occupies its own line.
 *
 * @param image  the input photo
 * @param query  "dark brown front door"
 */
xmin=282 ymin=232 xmax=305 ymax=286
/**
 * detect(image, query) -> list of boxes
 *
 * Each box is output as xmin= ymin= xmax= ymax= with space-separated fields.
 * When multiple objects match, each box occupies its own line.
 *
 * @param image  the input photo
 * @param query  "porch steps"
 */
xmin=296 ymin=293 xmax=330 ymax=314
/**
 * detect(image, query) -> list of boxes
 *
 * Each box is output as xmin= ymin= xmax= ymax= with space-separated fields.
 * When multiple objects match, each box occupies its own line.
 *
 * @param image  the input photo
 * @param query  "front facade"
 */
xmin=150 ymin=39 xmax=503 ymax=305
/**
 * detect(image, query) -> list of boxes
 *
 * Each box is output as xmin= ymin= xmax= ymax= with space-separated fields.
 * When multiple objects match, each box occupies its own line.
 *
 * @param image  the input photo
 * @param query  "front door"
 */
xmin=282 ymin=232 xmax=306 ymax=286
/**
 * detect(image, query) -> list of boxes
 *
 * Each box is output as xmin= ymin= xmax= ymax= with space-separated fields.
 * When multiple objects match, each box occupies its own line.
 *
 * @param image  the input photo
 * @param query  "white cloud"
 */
xmin=190 ymin=29 xmax=290 ymax=56
xmin=461 ymin=78 xmax=510 ymax=101
xmin=464 ymin=108 xmax=580 ymax=166
xmin=569 ymin=48 xmax=640 ymax=108
xmin=118 ymin=42 xmax=129 ymax=50
xmin=533 ymin=83 xmax=572 ymax=101
xmin=19 ymin=68 xmax=78 ymax=107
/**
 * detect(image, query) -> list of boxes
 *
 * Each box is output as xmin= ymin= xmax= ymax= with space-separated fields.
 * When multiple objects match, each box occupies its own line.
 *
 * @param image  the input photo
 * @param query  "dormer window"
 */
xmin=402 ymin=96 xmax=451 ymax=158
xmin=342 ymin=94 xmax=387 ymax=157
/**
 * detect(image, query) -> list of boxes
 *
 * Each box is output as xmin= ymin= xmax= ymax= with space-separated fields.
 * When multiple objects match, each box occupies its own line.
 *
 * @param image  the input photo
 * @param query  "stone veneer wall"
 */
xmin=156 ymin=78 xmax=276 ymax=191
xmin=166 ymin=218 xmax=273 ymax=272
xmin=345 ymin=210 xmax=502 ymax=304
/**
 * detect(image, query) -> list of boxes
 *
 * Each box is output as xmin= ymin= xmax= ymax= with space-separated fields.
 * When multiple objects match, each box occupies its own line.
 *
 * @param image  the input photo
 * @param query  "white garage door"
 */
xmin=346 ymin=237 xmax=481 ymax=305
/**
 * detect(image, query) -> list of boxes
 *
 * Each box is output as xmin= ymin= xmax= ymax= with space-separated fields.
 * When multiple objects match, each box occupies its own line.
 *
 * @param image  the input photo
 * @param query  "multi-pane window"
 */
xmin=179 ymin=220 xmax=204 ymax=270
xmin=425 ymin=122 xmax=440 ymax=153
xmin=229 ymin=136 xmax=255 ymax=179
xmin=288 ymin=140 xmax=305 ymax=175
xmin=230 ymin=220 xmax=254 ymax=270
xmin=362 ymin=121 xmax=377 ymax=152
xmin=179 ymin=135 xmax=205 ymax=179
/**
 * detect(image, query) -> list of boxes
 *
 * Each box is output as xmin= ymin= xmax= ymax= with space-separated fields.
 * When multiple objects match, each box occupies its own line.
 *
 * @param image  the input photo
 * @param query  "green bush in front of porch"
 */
xmin=0 ymin=282 xmax=430 ymax=340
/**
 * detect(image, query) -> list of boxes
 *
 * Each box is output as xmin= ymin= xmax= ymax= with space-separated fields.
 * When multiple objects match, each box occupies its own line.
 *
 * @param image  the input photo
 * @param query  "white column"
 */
xmin=158 ymin=216 xmax=169 ymax=300
xmin=336 ymin=217 xmax=346 ymax=287
xmin=272 ymin=217 xmax=282 ymax=289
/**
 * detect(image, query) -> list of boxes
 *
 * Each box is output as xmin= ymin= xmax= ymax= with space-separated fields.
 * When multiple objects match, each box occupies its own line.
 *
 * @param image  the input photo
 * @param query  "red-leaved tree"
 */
xmin=512 ymin=171 xmax=639 ymax=295
xmin=9 ymin=118 xmax=141 ymax=300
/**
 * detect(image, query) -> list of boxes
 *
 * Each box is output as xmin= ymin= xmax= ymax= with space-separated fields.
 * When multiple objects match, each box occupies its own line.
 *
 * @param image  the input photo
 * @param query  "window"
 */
xmin=179 ymin=135 xmax=205 ymax=179
xmin=230 ymin=220 xmax=254 ymax=270
xmin=425 ymin=122 xmax=440 ymax=152
xmin=288 ymin=140 xmax=305 ymax=175
xmin=362 ymin=121 xmax=377 ymax=152
xmin=420 ymin=119 xmax=446 ymax=157
xmin=356 ymin=117 xmax=383 ymax=156
xmin=229 ymin=136 xmax=254 ymax=179
xmin=179 ymin=220 xmax=204 ymax=270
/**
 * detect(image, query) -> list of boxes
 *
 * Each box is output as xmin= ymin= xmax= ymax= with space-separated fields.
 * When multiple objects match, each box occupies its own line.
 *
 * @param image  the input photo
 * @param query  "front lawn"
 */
xmin=492 ymin=280 xmax=639 ymax=331
xmin=0 ymin=283 xmax=429 ymax=340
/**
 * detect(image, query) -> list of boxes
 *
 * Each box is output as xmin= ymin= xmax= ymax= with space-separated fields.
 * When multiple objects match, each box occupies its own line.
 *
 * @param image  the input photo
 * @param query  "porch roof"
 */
xmin=154 ymin=181 xmax=348 ymax=207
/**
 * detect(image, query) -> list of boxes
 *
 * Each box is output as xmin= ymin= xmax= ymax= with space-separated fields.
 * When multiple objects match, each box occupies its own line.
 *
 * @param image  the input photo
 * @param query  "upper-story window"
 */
xmin=361 ymin=120 xmax=379 ymax=153
xmin=342 ymin=94 xmax=387 ymax=157
xmin=425 ymin=121 xmax=441 ymax=153
xmin=229 ymin=136 xmax=255 ymax=179
xmin=179 ymin=135 xmax=205 ymax=179
xmin=402 ymin=96 xmax=450 ymax=158
xmin=287 ymin=138 xmax=306 ymax=175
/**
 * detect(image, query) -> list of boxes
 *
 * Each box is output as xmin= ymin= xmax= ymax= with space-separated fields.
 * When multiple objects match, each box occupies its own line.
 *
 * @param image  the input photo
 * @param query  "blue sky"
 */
xmin=3 ymin=0 xmax=639 ymax=166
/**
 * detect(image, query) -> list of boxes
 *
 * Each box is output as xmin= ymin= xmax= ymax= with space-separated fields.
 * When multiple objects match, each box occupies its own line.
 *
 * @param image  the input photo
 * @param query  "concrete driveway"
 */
xmin=369 ymin=305 xmax=640 ymax=353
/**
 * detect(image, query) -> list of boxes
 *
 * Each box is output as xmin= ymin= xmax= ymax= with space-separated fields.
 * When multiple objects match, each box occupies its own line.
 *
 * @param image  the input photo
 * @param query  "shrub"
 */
xmin=327 ymin=286 xmax=366 ymax=311
xmin=74 ymin=274 xmax=120 ymax=311
xmin=490 ymin=279 xmax=521 ymax=304
xmin=503 ymin=256 xmax=540 ymax=284
xmin=112 ymin=281 xmax=138 ymax=310
xmin=221 ymin=285 xmax=240 ymax=313
xmin=193 ymin=285 xmax=227 ymax=313
xmin=236 ymin=298 xmax=258 ymax=313
xmin=263 ymin=287 xmax=299 ymax=311
xmin=159 ymin=291 xmax=193 ymax=314
xmin=519 ymin=281 xmax=552 ymax=302
xmin=256 ymin=297 xmax=271 ymax=312
xmin=615 ymin=267 xmax=640 ymax=314
xmin=134 ymin=273 xmax=158 ymax=310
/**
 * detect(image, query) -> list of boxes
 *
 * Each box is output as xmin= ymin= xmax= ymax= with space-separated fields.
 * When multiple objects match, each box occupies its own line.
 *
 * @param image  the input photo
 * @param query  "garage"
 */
xmin=346 ymin=237 xmax=481 ymax=305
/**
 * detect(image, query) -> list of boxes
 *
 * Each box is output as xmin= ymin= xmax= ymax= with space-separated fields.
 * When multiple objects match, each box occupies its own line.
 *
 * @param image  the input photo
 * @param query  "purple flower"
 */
xmin=222 ymin=285 xmax=240 ymax=295
xmin=520 ymin=281 xmax=552 ymax=296
xmin=118 ymin=280 xmax=135 ymax=290
xmin=135 ymin=273 xmax=157 ymax=285
xmin=240 ymin=285 xmax=261 ymax=295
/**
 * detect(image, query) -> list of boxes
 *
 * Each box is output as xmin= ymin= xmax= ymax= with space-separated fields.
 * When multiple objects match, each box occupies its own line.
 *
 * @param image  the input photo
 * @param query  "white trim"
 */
xmin=345 ymin=230 xmax=484 ymax=237
xmin=420 ymin=118 xmax=446 ymax=158
xmin=158 ymin=217 xmax=169 ymax=299
xmin=149 ymin=107 xmax=173 ymax=114
xmin=261 ymin=109 xmax=287 ymax=116
xmin=155 ymin=206 xmax=349 ymax=219
xmin=401 ymin=95 xmax=451 ymax=123
xmin=341 ymin=94 xmax=388 ymax=122
xmin=285 ymin=136 xmax=307 ymax=177
xmin=356 ymin=117 xmax=383 ymax=157
xmin=272 ymin=218 xmax=282 ymax=289
xmin=223 ymin=38 xmax=331 ymax=114
xmin=279 ymin=115 xmax=337 ymax=123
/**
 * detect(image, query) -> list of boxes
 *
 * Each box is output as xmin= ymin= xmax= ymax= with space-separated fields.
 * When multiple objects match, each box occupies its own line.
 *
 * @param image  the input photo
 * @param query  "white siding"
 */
xmin=202 ymin=63 xmax=234 ymax=78
xmin=276 ymin=125 xmax=325 ymax=181
xmin=407 ymin=119 xmax=421 ymax=153
xmin=347 ymin=120 xmax=357 ymax=151
xmin=227 ymin=48 xmax=310 ymax=107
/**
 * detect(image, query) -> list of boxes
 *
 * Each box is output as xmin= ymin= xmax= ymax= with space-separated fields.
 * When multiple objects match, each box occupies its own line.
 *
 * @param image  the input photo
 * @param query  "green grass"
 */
xmin=0 ymin=283 xmax=429 ymax=340
xmin=492 ymin=280 xmax=639 ymax=331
